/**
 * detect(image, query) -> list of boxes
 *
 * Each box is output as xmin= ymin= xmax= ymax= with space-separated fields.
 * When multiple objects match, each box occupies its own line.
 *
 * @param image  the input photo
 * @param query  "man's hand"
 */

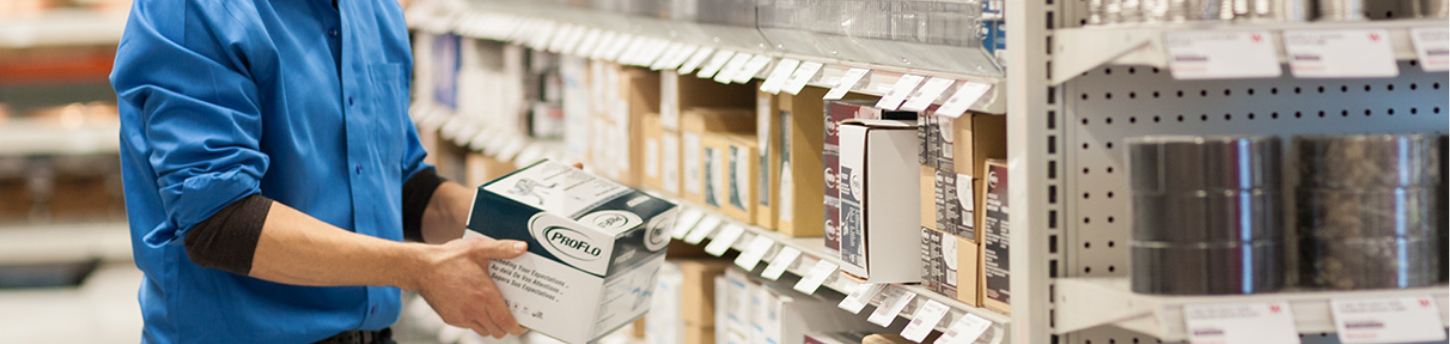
xmin=412 ymin=238 xmax=529 ymax=339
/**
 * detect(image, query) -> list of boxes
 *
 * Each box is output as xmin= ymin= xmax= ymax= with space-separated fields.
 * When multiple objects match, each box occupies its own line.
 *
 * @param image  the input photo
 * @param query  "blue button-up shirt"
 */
xmin=111 ymin=0 xmax=427 ymax=342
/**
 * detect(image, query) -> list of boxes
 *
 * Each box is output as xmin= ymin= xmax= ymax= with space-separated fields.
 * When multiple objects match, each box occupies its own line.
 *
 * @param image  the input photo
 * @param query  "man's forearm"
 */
xmin=419 ymin=181 xmax=474 ymax=244
xmin=250 ymin=201 xmax=432 ymax=290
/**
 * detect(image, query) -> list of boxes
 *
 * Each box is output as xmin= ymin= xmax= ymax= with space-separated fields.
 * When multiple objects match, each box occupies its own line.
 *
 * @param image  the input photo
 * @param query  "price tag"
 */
xmin=573 ymin=29 xmax=603 ymax=57
xmin=759 ymin=58 xmax=801 ymax=94
xmin=547 ymin=25 xmax=574 ymax=52
xmin=733 ymin=55 xmax=774 ymax=83
xmin=638 ymin=39 xmax=669 ymax=66
xmin=560 ymin=27 xmax=589 ymax=55
xmin=838 ymin=283 xmax=886 ymax=314
xmin=901 ymin=77 xmax=956 ymax=112
xmin=590 ymin=31 xmax=619 ymax=59
xmin=1182 ymin=301 xmax=1299 ymax=344
xmin=683 ymin=216 xmax=722 ymax=245
xmin=704 ymin=224 xmax=746 ymax=256
xmin=782 ymin=61 xmax=824 ymax=95
xmin=1164 ymin=31 xmax=1281 ymax=80
xmin=1330 ymin=296 xmax=1446 ymax=344
xmin=678 ymin=47 xmax=716 ymax=74
xmin=650 ymin=42 xmax=685 ymax=70
xmin=713 ymin=53 xmax=753 ymax=83
xmin=875 ymin=74 xmax=926 ymax=111
xmin=868 ymin=288 xmax=916 ymax=327
xmin=1411 ymin=27 xmax=1449 ymax=72
xmin=1284 ymin=29 xmax=1398 ymax=78
xmin=529 ymin=22 xmax=557 ymax=49
xmin=661 ymin=44 xmax=699 ymax=71
xmin=734 ymin=235 xmax=775 ymax=271
xmin=696 ymin=50 xmax=736 ymax=79
xmin=938 ymin=313 xmax=993 ymax=344
xmin=901 ymin=300 xmax=951 ymax=342
xmin=671 ymin=208 xmax=705 ymax=239
xmin=824 ymin=68 xmax=870 ymax=100
xmin=792 ymin=260 xmax=839 ymax=295
xmin=935 ymin=82 xmax=992 ymax=118
xmin=609 ymin=35 xmax=642 ymax=62
xmin=761 ymin=246 xmax=801 ymax=280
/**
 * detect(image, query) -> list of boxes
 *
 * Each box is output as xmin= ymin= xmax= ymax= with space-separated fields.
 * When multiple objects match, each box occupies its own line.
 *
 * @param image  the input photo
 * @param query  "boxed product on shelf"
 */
xmin=725 ymin=268 xmax=884 ymax=344
xmin=956 ymin=234 xmax=982 ymax=306
xmin=641 ymin=112 xmax=666 ymax=191
xmin=464 ymin=152 xmax=518 ymax=188
xmin=681 ymin=260 xmax=733 ymax=327
xmin=919 ymin=226 xmax=961 ymax=300
xmin=777 ymin=87 xmax=829 ymax=238
xmin=824 ymin=99 xmax=913 ymax=254
xmin=969 ymin=115 xmax=1007 ymax=240
xmin=702 ymin=133 xmax=759 ymax=224
xmin=837 ymin=119 xmax=923 ymax=283
xmin=920 ymin=165 xmax=937 ymax=231
xmin=720 ymin=269 xmax=751 ymax=344
xmin=661 ymin=71 xmax=757 ymax=131
xmin=647 ymin=262 xmax=683 ymax=344
xmin=756 ymin=90 xmax=782 ymax=230
xmin=681 ymin=108 xmax=756 ymax=205
xmin=981 ymin=159 xmax=1010 ymax=314
xmin=662 ymin=129 xmax=682 ymax=195
xmin=465 ymin=160 xmax=678 ymax=344
xmin=648 ymin=259 xmax=731 ymax=344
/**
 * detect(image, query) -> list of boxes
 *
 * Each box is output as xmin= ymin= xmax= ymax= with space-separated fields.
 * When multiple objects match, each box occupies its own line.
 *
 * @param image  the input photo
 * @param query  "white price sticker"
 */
xmin=733 ymin=55 xmax=774 ymax=83
xmin=875 ymin=74 xmax=926 ymax=111
xmin=938 ymin=313 xmax=993 ymax=344
xmin=838 ymin=283 xmax=886 ymax=314
xmin=1331 ymin=296 xmax=1446 ymax=344
xmin=824 ymin=68 xmax=870 ymax=100
xmin=671 ymin=209 xmax=705 ymax=239
xmin=560 ymin=27 xmax=589 ymax=55
xmin=734 ymin=235 xmax=776 ymax=271
xmin=650 ymin=42 xmax=686 ymax=70
xmin=1182 ymin=301 xmax=1299 ymax=344
xmin=678 ymin=47 xmax=716 ymax=74
xmin=683 ymin=216 xmax=722 ymax=245
xmin=1411 ymin=27 xmax=1449 ymax=72
xmin=639 ymin=39 xmax=670 ymax=66
xmin=660 ymin=44 xmax=699 ymax=71
xmin=793 ymin=260 xmax=839 ymax=295
xmin=782 ymin=61 xmax=824 ymax=95
xmin=902 ymin=77 xmax=956 ymax=112
xmin=761 ymin=246 xmax=801 ymax=280
xmin=612 ymin=36 xmax=645 ymax=62
xmin=573 ymin=29 xmax=603 ymax=57
xmin=1164 ymin=31 xmax=1281 ymax=80
xmin=901 ymin=300 xmax=951 ymax=342
xmin=696 ymin=50 xmax=737 ymax=79
xmin=935 ymin=82 xmax=992 ymax=118
xmin=759 ymin=58 xmax=801 ymax=94
xmin=1284 ymin=29 xmax=1398 ymax=78
xmin=704 ymin=224 xmax=746 ymax=256
xmin=868 ymin=288 xmax=917 ymax=327
xmin=590 ymin=31 xmax=619 ymax=59
xmin=714 ymin=53 xmax=753 ymax=84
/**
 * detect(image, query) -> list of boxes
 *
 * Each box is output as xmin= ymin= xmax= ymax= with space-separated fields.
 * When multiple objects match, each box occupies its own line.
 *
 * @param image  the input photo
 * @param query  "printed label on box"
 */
xmin=662 ymin=135 xmax=680 ymax=194
xmin=935 ymin=170 xmax=961 ymax=237
xmin=705 ymin=146 xmax=721 ymax=207
xmin=956 ymin=173 xmax=974 ymax=238
xmin=683 ymin=133 xmax=702 ymax=195
xmin=983 ymin=163 xmax=1009 ymax=306
xmin=839 ymin=163 xmax=865 ymax=268
xmin=729 ymin=145 xmax=748 ymax=211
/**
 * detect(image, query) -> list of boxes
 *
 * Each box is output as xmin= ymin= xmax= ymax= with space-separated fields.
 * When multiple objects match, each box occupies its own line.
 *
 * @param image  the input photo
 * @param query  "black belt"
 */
xmin=314 ymin=328 xmax=394 ymax=344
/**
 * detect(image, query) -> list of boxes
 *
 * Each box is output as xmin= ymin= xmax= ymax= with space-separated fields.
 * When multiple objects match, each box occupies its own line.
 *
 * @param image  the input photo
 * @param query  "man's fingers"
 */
xmin=481 ymin=281 xmax=523 ymax=336
xmin=470 ymin=239 xmax=528 ymax=260
xmin=572 ymin=162 xmax=584 ymax=169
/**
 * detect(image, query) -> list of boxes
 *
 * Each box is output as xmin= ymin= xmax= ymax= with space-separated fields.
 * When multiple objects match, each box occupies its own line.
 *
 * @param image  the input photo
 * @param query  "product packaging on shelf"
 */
xmin=919 ymin=227 xmax=962 ymax=299
xmin=720 ymin=269 xmax=751 ymax=344
xmin=725 ymin=268 xmax=883 ymax=344
xmin=682 ymin=108 xmax=756 ymax=206
xmin=662 ymin=71 xmax=756 ymax=131
xmin=756 ymin=90 xmax=782 ymax=230
xmin=837 ymin=118 xmax=924 ymax=283
xmin=823 ymin=99 xmax=912 ymax=255
xmin=465 ymin=160 xmax=678 ymax=344
xmin=957 ymin=234 xmax=983 ymax=306
xmin=680 ymin=260 xmax=732 ymax=327
xmin=981 ymin=159 xmax=1010 ymax=314
xmin=777 ymin=88 xmax=829 ymax=238
xmin=702 ymin=132 xmax=759 ymax=224
xmin=920 ymin=165 xmax=937 ymax=231
xmin=969 ymin=115 xmax=1008 ymax=241
xmin=640 ymin=112 xmax=666 ymax=191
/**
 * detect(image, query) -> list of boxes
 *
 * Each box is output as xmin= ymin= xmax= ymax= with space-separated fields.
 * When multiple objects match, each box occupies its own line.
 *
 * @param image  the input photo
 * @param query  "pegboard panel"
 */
xmin=1060 ymin=61 xmax=1449 ymax=280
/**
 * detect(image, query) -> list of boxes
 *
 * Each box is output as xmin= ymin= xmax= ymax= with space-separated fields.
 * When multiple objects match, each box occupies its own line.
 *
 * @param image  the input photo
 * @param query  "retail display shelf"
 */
xmin=0 ymin=9 xmax=127 ymax=48
xmin=0 ymin=119 xmax=121 ymax=156
xmin=1052 ymin=19 xmax=1446 ymax=84
xmin=1054 ymin=277 xmax=1450 ymax=341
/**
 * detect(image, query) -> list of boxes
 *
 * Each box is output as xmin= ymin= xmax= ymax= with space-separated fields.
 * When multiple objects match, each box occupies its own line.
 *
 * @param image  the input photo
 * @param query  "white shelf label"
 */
xmin=590 ymin=31 xmax=619 ymax=59
xmin=901 ymin=300 xmax=951 ymax=342
xmin=1284 ymin=29 xmax=1398 ymax=78
xmin=613 ymin=36 xmax=644 ymax=62
xmin=714 ymin=53 xmax=754 ymax=84
xmin=875 ymin=74 xmax=926 ymax=111
xmin=683 ymin=215 xmax=722 ymax=245
xmin=574 ymin=29 xmax=603 ymax=57
xmin=1331 ymin=296 xmax=1446 ymax=344
xmin=1165 ymin=31 xmax=1281 ymax=80
xmin=759 ymin=58 xmax=801 ymax=94
xmin=663 ymin=44 xmax=699 ymax=71
xmin=704 ymin=224 xmax=746 ymax=256
xmin=824 ymin=68 xmax=870 ymax=100
xmin=901 ymin=77 xmax=956 ymax=112
xmin=734 ymin=235 xmax=775 ymax=271
xmin=935 ymin=82 xmax=992 ymax=118
xmin=733 ymin=55 xmax=774 ymax=83
xmin=938 ymin=313 xmax=993 ymax=344
xmin=561 ymin=26 xmax=589 ymax=55
xmin=793 ymin=260 xmax=838 ymax=295
xmin=670 ymin=208 xmax=705 ymax=239
xmin=868 ymin=288 xmax=917 ymax=327
xmin=1411 ymin=27 xmax=1449 ymax=72
xmin=678 ymin=47 xmax=716 ymax=74
xmin=697 ymin=50 xmax=737 ymax=80
xmin=761 ymin=246 xmax=801 ymax=281
xmin=650 ymin=42 xmax=685 ymax=70
xmin=838 ymin=283 xmax=886 ymax=314
xmin=1182 ymin=301 xmax=1299 ymax=344
xmin=782 ymin=61 xmax=824 ymax=95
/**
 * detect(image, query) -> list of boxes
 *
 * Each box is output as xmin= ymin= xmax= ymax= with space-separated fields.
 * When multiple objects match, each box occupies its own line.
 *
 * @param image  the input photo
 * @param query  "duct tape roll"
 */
xmin=1299 ymin=236 xmax=1439 ymax=290
xmin=1294 ymin=133 xmax=1442 ymax=188
xmin=1133 ymin=189 xmax=1282 ymax=243
xmin=1295 ymin=186 xmax=1438 ymax=239
xmin=1131 ymin=241 xmax=1285 ymax=295
xmin=1129 ymin=135 xmax=1281 ymax=193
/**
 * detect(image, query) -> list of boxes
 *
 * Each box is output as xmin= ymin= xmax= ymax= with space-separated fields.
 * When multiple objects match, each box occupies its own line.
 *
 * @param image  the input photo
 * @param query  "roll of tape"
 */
xmin=1299 ymin=236 xmax=1439 ymax=290
xmin=1128 ymin=135 xmax=1281 ymax=193
xmin=1133 ymin=189 xmax=1282 ymax=243
xmin=1295 ymin=186 xmax=1438 ymax=239
xmin=1132 ymin=241 xmax=1285 ymax=295
xmin=1293 ymin=133 xmax=1442 ymax=189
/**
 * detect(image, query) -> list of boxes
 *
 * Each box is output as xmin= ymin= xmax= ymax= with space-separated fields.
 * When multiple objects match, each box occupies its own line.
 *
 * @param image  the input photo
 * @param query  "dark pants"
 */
xmin=313 ymin=328 xmax=396 ymax=344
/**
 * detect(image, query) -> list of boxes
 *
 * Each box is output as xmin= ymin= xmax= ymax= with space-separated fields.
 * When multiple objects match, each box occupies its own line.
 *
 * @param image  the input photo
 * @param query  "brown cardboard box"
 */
xmin=661 ymin=71 xmax=756 ymax=131
xmin=958 ymin=235 xmax=982 ymax=307
xmin=661 ymin=129 xmax=682 ymax=196
xmin=971 ymin=115 xmax=1007 ymax=241
xmin=617 ymin=68 xmax=661 ymax=187
xmin=920 ymin=165 xmax=936 ymax=231
xmin=722 ymin=134 xmax=759 ymax=224
xmin=630 ymin=317 xmax=647 ymax=338
xmin=981 ymin=159 xmax=1009 ymax=314
xmin=775 ymin=87 xmax=827 ymax=238
xmin=681 ymin=108 xmax=755 ymax=205
xmin=640 ymin=112 xmax=666 ymax=191
xmin=754 ymin=90 xmax=781 ymax=230
xmin=685 ymin=325 xmax=716 ymax=344
xmin=0 ymin=179 xmax=30 ymax=221
xmin=680 ymin=260 xmax=733 ymax=327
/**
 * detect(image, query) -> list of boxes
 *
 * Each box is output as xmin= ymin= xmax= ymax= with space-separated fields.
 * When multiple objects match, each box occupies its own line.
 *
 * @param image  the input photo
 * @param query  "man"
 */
xmin=110 ymin=0 xmax=522 ymax=342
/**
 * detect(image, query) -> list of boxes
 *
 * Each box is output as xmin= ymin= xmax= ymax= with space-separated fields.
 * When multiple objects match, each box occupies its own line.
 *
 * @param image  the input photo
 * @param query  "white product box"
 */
xmin=722 ymin=268 xmax=751 ymax=344
xmin=837 ymin=119 xmax=923 ymax=283
xmin=645 ymin=262 xmax=683 ymax=344
xmin=467 ymin=160 xmax=678 ymax=343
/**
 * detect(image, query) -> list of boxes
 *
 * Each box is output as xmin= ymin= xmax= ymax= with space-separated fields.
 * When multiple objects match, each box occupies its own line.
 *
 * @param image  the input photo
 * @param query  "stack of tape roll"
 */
xmin=1127 ymin=135 xmax=1285 ymax=295
xmin=1293 ymin=133 xmax=1443 ymax=290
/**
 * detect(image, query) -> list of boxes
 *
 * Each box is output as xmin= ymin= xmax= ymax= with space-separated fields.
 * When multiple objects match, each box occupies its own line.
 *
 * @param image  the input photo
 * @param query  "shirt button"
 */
xmin=370 ymin=305 xmax=378 ymax=315
xmin=355 ymin=164 xmax=363 ymax=174
xmin=348 ymin=96 xmax=355 ymax=106
xmin=328 ymin=28 xmax=339 ymax=37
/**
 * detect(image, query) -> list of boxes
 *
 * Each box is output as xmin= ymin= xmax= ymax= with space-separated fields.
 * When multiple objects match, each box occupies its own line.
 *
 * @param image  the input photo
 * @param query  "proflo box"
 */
xmin=466 ymin=161 xmax=678 ymax=343
xmin=837 ymin=119 xmax=922 ymax=283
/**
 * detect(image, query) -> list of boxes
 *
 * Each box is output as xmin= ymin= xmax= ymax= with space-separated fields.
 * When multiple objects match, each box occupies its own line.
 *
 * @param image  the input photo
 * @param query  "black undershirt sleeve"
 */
xmin=184 ymin=193 xmax=272 ymax=276
xmin=401 ymin=168 xmax=445 ymax=243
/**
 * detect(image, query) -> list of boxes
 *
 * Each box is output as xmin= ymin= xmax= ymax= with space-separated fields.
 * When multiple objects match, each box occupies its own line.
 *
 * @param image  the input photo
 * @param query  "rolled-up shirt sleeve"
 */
xmin=112 ymin=2 xmax=268 ymax=245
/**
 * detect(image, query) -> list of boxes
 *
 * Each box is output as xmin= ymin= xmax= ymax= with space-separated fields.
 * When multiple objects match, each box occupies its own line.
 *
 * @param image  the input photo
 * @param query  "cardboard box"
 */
xmin=641 ymin=112 xmax=666 ymax=191
xmin=823 ymin=100 xmax=916 ymax=254
xmin=466 ymin=160 xmax=679 ymax=344
xmin=720 ymin=269 xmax=751 ymax=344
xmin=685 ymin=325 xmax=716 ymax=344
xmin=707 ymin=134 xmax=758 ymax=224
xmin=661 ymin=130 xmax=682 ymax=196
xmin=972 ymin=115 xmax=1008 ymax=237
xmin=647 ymin=262 xmax=682 ymax=344
xmin=682 ymin=108 xmax=756 ymax=205
xmin=957 ymin=235 xmax=982 ymax=307
xmin=755 ymin=90 xmax=782 ymax=230
xmin=920 ymin=165 xmax=936 ymax=231
xmin=920 ymin=227 xmax=964 ymax=301
xmin=776 ymin=88 xmax=828 ymax=238
xmin=982 ymin=159 xmax=1009 ymax=314
xmin=935 ymin=168 xmax=972 ymax=240
xmin=680 ymin=260 xmax=732 ymax=327
xmin=836 ymin=119 xmax=922 ymax=283
xmin=661 ymin=71 xmax=756 ymax=131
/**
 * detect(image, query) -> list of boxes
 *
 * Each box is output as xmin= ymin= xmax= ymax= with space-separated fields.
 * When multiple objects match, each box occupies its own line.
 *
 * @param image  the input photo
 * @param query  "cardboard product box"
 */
xmin=646 ymin=262 xmax=683 ymax=344
xmin=701 ymin=134 xmax=727 ymax=212
xmin=631 ymin=317 xmax=647 ymax=339
xmin=661 ymin=130 xmax=682 ymax=196
xmin=465 ymin=160 xmax=679 ymax=344
xmin=957 ymin=236 xmax=982 ymax=307
xmin=722 ymin=134 xmax=760 ymax=224
xmin=920 ymin=165 xmax=936 ymax=231
xmin=823 ymin=100 xmax=916 ymax=254
xmin=661 ymin=71 xmax=757 ymax=131
xmin=935 ymin=168 xmax=975 ymax=241
xmin=680 ymin=260 xmax=733 ymax=327
xmin=917 ymin=113 xmax=931 ymax=165
xmin=919 ymin=226 xmax=941 ymax=292
xmin=755 ymin=90 xmax=782 ymax=230
xmin=0 ymin=179 xmax=30 ymax=221
xmin=836 ymin=119 xmax=923 ymax=283
xmin=747 ymin=278 xmax=771 ymax=344
xmin=981 ymin=159 xmax=1010 ymax=314
xmin=641 ymin=112 xmax=666 ymax=191
xmin=919 ymin=227 xmax=962 ymax=300
xmin=681 ymin=108 xmax=756 ymax=205
xmin=618 ymin=68 xmax=662 ymax=187
xmin=755 ymin=281 xmax=882 ymax=344
xmin=685 ymin=325 xmax=716 ymax=344
xmin=776 ymin=87 xmax=828 ymax=238
xmin=720 ymin=268 xmax=751 ymax=344
xmin=971 ymin=115 xmax=1008 ymax=237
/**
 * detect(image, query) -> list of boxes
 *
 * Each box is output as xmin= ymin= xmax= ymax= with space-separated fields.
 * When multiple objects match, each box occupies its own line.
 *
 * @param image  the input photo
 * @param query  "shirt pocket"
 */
xmin=367 ymin=63 xmax=409 ymax=165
